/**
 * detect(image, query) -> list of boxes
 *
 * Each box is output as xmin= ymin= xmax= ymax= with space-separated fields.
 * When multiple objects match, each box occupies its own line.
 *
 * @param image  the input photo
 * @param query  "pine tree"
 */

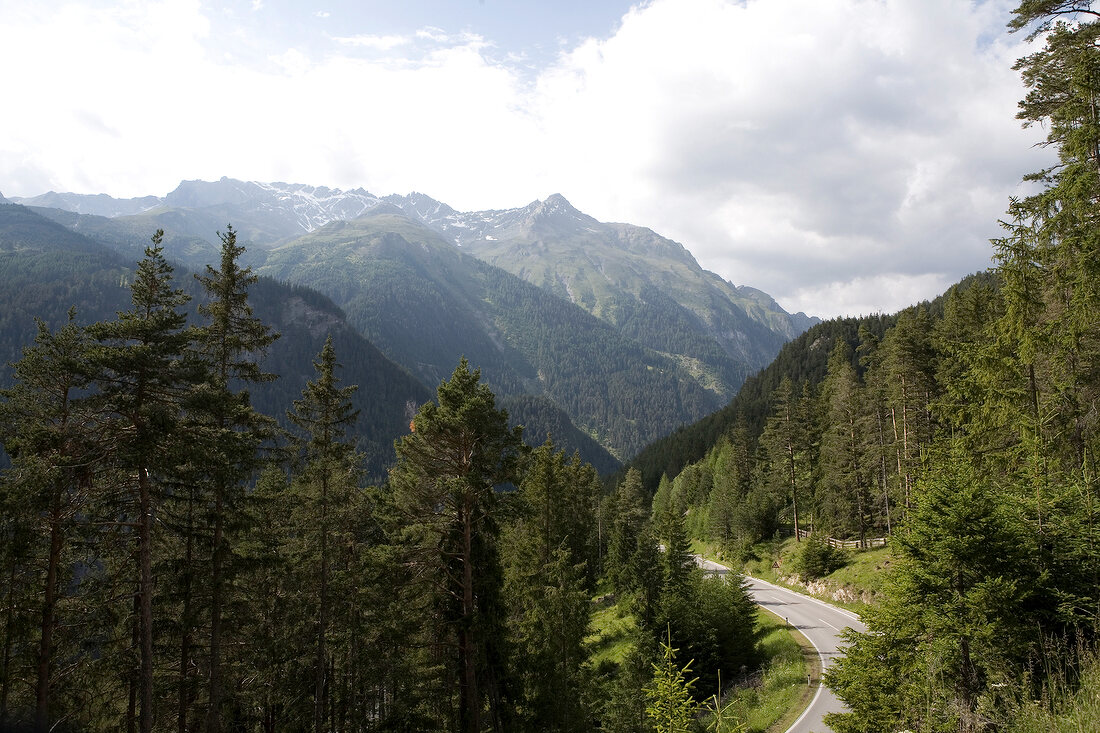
xmin=608 ymin=468 xmax=650 ymax=596
xmin=0 ymin=313 xmax=102 ymax=728
xmin=877 ymin=309 xmax=936 ymax=525
xmin=287 ymin=336 xmax=361 ymax=733
xmin=389 ymin=358 xmax=524 ymax=733
xmin=645 ymin=628 xmax=699 ymax=733
xmin=659 ymin=508 xmax=693 ymax=598
xmin=191 ymin=224 xmax=279 ymax=733
xmin=759 ymin=377 xmax=809 ymax=541
xmin=85 ymin=231 xmax=198 ymax=733
xmin=817 ymin=340 xmax=873 ymax=543
xmin=502 ymin=444 xmax=592 ymax=731
xmin=560 ymin=451 xmax=603 ymax=590
xmin=996 ymin=3 xmax=1100 ymax=481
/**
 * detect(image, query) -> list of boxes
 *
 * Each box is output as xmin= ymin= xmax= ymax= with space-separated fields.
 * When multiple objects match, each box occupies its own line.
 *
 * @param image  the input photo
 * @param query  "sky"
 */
xmin=0 ymin=0 xmax=1054 ymax=319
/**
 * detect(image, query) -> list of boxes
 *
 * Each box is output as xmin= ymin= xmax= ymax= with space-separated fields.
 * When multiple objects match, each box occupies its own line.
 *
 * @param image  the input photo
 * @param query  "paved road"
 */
xmin=695 ymin=557 xmax=866 ymax=733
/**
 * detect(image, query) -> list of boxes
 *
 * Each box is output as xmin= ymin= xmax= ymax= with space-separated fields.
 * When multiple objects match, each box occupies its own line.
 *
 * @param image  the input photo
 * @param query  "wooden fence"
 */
xmin=793 ymin=528 xmax=888 ymax=550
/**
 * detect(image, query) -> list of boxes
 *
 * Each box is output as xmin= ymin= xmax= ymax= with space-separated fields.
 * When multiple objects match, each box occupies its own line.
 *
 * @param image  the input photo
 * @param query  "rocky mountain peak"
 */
xmin=513 ymin=194 xmax=599 ymax=235
xmin=384 ymin=191 xmax=457 ymax=221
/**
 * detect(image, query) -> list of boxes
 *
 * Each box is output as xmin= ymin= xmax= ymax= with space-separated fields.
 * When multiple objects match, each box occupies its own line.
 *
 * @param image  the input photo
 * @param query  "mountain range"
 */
xmin=6 ymin=178 xmax=818 ymax=462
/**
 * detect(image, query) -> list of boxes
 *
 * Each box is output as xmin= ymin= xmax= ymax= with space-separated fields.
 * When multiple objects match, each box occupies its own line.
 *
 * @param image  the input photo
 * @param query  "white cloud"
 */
xmin=782 ymin=273 xmax=959 ymax=319
xmin=0 ymin=0 xmax=1053 ymax=318
xmin=524 ymin=0 xmax=1050 ymax=316
xmin=333 ymin=33 xmax=409 ymax=51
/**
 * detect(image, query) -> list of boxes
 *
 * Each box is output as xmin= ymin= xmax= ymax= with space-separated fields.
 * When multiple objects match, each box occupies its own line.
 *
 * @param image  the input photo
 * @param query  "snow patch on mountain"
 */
xmin=249 ymin=180 xmax=381 ymax=233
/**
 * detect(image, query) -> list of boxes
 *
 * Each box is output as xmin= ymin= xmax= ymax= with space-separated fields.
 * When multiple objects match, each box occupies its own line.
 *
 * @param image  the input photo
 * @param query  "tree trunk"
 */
xmin=206 ymin=491 xmax=225 ymax=733
xmin=1 ymin=559 xmax=18 ymax=724
xmin=139 ymin=467 xmax=155 ymax=733
xmin=890 ymin=406 xmax=908 ymax=526
xmin=785 ymin=402 xmax=800 ymax=543
xmin=178 ymin=487 xmax=195 ymax=733
xmin=876 ymin=408 xmax=892 ymax=536
xmin=315 ymin=473 xmax=329 ymax=733
xmin=35 ymin=490 xmax=64 ymax=728
xmin=127 ymin=588 xmax=139 ymax=733
xmin=460 ymin=501 xmax=479 ymax=733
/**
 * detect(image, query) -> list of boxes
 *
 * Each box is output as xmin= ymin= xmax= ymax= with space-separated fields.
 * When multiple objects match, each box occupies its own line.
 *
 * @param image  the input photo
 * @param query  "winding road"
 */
xmin=695 ymin=557 xmax=867 ymax=733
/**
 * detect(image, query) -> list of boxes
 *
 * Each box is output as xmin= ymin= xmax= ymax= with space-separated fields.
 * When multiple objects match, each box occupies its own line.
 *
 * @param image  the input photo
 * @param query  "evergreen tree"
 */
xmin=817 ymin=340 xmax=873 ymax=542
xmin=560 ymin=451 xmax=603 ymax=590
xmin=645 ymin=628 xmax=699 ymax=733
xmin=191 ymin=224 xmax=279 ymax=733
xmin=0 ymin=313 xmax=102 ymax=728
xmin=287 ymin=336 xmax=361 ymax=733
xmin=608 ymin=468 xmax=650 ymax=596
xmin=233 ymin=465 xmax=297 ymax=731
xmin=759 ymin=377 xmax=809 ymax=540
xmin=877 ymin=309 xmax=936 ymax=525
xmin=654 ymin=572 xmax=759 ymax=704
xmin=659 ymin=508 xmax=694 ymax=598
xmin=389 ymin=359 xmax=524 ymax=733
xmin=652 ymin=474 xmax=673 ymax=522
xmin=827 ymin=454 xmax=1035 ymax=732
xmin=995 ymin=2 xmax=1100 ymax=485
xmin=501 ymin=440 xmax=592 ymax=731
xmin=85 ymin=232 xmax=198 ymax=733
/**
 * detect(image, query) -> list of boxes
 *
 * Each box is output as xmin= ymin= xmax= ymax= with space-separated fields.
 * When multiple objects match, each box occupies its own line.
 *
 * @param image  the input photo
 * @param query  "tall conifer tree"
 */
xmin=192 ymin=224 xmax=278 ymax=733
xmin=389 ymin=359 xmax=523 ymax=733
xmin=86 ymin=232 xmax=197 ymax=733
xmin=287 ymin=336 xmax=360 ymax=733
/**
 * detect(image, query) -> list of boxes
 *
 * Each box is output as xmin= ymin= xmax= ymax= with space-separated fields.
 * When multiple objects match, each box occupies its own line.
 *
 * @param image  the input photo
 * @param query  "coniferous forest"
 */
xmin=5 ymin=2 xmax=1100 ymax=733
xmin=0 ymin=224 xmax=760 ymax=731
xmin=635 ymin=4 xmax=1100 ymax=731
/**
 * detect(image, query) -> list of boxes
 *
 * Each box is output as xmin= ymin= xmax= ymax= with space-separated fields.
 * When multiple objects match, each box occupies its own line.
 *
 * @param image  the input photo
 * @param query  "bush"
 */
xmin=792 ymin=534 xmax=845 ymax=580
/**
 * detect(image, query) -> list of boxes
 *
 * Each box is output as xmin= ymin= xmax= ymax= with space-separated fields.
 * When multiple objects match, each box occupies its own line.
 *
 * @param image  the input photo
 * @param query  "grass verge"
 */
xmin=695 ymin=537 xmax=890 ymax=615
xmin=707 ymin=606 xmax=815 ymax=733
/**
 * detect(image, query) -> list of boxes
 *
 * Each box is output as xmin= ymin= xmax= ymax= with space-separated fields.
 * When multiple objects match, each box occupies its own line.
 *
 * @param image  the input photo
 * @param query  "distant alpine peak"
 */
xmin=383 ymin=191 xmax=456 ymax=221
xmin=527 ymin=193 xmax=579 ymax=216
xmin=519 ymin=193 xmax=598 ymax=229
xmin=541 ymin=193 xmax=574 ymax=210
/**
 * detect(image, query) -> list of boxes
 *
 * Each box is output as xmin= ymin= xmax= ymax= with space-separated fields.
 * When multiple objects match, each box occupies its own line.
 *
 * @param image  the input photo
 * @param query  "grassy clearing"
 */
xmin=695 ymin=537 xmax=892 ymax=614
xmin=706 ymin=607 xmax=814 ymax=733
xmin=584 ymin=596 xmax=638 ymax=668
xmin=827 ymin=544 xmax=893 ymax=597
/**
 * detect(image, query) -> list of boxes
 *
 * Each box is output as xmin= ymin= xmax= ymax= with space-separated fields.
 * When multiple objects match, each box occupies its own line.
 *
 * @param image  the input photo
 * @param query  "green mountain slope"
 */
xmin=257 ymin=211 xmax=726 ymax=459
xmin=625 ymin=313 xmax=898 ymax=494
xmin=410 ymin=194 xmax=816 ymax=398
xmin=28 ymin=205 xmax=222 ymax=271
xmin=623 ymin=274 xmax=994 ymax=494
xmin=0 ymin=203 xmax=430 ymax=479
xmin=497 ymin=394 xmax=620 ymax=476
xmin=21 ymin=179 xmax=816 ymax=461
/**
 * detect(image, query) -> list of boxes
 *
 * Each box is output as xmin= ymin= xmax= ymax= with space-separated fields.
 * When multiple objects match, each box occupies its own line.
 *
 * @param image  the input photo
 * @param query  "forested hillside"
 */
xmin=0 ymin=204 xmax=432 ymax=477
xmin=644 ymin=3 xmax=1100 ymax=729
xmin=625 ymin=306 xmax=906 ymax=495
xmin=257 ymin=211 xmax=724 ymax=459
xmin=24 ymin=183 xmax=818 ymax=461
xmin=0 ymin=243 xmax=758 ymax=731
xmin=642 ymin=273 xmax=991 ymax=549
